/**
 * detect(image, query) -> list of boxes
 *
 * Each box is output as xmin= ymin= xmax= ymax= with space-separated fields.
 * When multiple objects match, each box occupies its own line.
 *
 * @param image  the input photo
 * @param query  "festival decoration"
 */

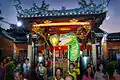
xmin=50 ymin=35 xmax=59 ymax=46
xmin=59 ymin=32 xmax=80 ymax=61
xmin=33 ymin=22 xmax=90 ymax=27
xmin=32 ymin=26 xmax=49 ymax=45
xmin=69 ymin=40 xmax=80 ymax=61
xmin=6 ymin=61 xmax=15 ymax=80
xmin=13 ymin=0 xmax=110 ymax=18
xmin=59 ymin=33 xmax=76 ymax=46
xmin=76 ymin=26 xmax=91 ymax=40
xmin=49 ymin=34 xmax=59 ymax=77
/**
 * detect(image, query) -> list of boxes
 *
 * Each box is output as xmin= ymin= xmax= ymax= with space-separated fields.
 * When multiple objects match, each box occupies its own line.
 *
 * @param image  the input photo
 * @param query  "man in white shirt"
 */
xmin=23 ymin=59 xmax=31 ymax=79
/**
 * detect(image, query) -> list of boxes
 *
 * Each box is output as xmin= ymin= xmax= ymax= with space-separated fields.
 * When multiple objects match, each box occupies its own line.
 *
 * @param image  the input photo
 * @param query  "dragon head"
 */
xmin=59 ymin=32 xmax=77 ymax=46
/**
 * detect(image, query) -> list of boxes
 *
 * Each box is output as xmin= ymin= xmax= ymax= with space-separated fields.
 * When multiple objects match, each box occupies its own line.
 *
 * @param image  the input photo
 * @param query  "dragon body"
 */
xmin=59 ymin=32 xmax=80 ymax=61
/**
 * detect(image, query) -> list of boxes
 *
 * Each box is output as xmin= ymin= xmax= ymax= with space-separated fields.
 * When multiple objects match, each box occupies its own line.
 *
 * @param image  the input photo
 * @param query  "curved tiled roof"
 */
xmin=107 ymin=32 xmax=120 ymax=41
xmin=7 ymin=29 xmax=28 ymax=43
xmin=0 ymin=27 xmax=28 ymax=43
xmin=2 ymin=31 xmax=15 ymax=41
xmin=14 ymin=0 xmax=108 ymax=18
xmin=0 ymin=27 xmax=15 ymax=41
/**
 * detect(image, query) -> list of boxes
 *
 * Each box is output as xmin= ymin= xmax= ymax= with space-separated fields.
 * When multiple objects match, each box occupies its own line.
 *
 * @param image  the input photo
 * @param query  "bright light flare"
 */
xmin=17 ymin=21 xmax=22 ymax=27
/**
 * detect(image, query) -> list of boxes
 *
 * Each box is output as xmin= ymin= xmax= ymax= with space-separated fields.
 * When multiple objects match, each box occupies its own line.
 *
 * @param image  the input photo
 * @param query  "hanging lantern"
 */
xmin=49 ymin=35 xmax=59 ymax=46
xmin=80 ymin=44 xmax=85 ymax=51
xmin=87 ymin=41 xmax=92 ymax=50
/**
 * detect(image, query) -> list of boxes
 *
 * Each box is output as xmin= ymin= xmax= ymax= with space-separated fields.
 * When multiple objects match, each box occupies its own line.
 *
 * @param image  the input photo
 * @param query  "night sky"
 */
xmin=0 ymin=0 xmax=120 ymax=33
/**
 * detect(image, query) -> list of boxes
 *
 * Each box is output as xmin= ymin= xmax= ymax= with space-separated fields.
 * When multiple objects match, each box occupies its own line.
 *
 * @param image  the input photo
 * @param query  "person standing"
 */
xmin=14 ymin=62 xmax=22 ymax=73
xmin=6 ymin=59 xmax=15 ymax=80
xmin=94 ymin=63 xmax=109 ymax=80
xmin=54 ymin=68 xmax=64 ymax=80
xmin=36 ymin=62 xmax=46 ymax=80
xmin=65 ymin=75 xmax=74 ymax=80
xmin=3 ymin=58 xmax=7 ymax=73
xmin=13 ymin=62 xmax=22 ymax=80
xmin=82 ymin=66 xmax=93 ymax=80
xmin=45 ymin=58 xmax=52 ymax=77
xmin=67 ymin=63 xmax=77 ymax=80
xmin=0 ymin=62 xmax=5 ymax=80
xmin=23 ymin=58 xmax=31 ymax=79
xmin=75 ymin=61 xmax=80 ymax=80
xmin=112 ymin=68 xmax=120 ymax=80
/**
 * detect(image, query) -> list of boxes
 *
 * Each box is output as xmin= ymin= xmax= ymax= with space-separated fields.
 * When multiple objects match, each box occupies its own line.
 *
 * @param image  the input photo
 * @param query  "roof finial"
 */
xmin=78 ymin=0 xmax=87 ymax=8
xmin=106 ymin=0 xmax=110 ymax=6
xmin=13 ymin=0 xmax=21 ymax=5
xmin=41 ymin=0 xmax=49 ymax=10
xmin=103 ymin=0 xmax=110 ymax=10
xmin=32 ymin=0 xmax=39 ymax=9
xmin=89 ymin=0 xmax=96 ymax=7
xmin=13 ymin=0 xmax=23 ymax=16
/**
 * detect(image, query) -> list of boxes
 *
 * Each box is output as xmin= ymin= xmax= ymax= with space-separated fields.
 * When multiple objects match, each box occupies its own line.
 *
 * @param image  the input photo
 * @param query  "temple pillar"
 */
xmin=28 ymin=45 xmax=32 ymax=62
xmin=27 ymin=33 xmax=32 ymax=62
xmin=92 ymin=44 xmax=97 ymax=66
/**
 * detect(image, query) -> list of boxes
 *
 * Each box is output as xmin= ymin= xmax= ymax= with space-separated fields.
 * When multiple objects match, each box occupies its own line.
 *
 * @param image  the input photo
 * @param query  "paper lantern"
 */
xmin=49 ymin=35 xmax=59 ymax=46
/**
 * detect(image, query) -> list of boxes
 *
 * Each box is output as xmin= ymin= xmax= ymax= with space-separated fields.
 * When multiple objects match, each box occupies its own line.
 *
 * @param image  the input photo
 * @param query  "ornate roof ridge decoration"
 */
xmin=13 ymin=0 xmax=108 ymax=18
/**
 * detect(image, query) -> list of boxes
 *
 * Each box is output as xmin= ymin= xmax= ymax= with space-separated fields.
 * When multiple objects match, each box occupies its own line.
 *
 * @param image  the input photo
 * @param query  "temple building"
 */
xmin=0 ymin=27 xmax=28 ymax=61
xmin=0 ymin=27 xmax=14 ymax=58
xmin=12 ymin=0 xmax=111 ymax=74
xmin=0 ymin=0 xmax=113 ymax=76
xmin=102 ymin=32 xmax=120 ymax=60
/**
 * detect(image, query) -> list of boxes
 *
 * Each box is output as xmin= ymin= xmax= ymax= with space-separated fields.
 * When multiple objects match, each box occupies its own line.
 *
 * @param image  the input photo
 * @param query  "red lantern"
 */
xmin=87 ymin=45 xmax=92 ymax=50
xmin=80 ymin=45 xmax=85 ymax=51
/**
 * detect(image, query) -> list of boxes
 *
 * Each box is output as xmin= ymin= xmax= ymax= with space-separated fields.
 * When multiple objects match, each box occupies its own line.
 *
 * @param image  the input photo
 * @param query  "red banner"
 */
xmin=48 ymin=46 xmax=68 ymax=50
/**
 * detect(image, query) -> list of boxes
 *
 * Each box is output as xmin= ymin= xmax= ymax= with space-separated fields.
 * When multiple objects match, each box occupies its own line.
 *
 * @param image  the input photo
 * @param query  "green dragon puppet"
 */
xmin=59 ymin=32 xmax=80 ymax=61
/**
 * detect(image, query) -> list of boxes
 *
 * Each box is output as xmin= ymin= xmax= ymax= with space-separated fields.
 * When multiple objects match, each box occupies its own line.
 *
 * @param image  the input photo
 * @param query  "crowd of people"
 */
xmin=53 ymin=63 xmax=79 ymax=80
xmin=0 ymin=56 xmax=120 ymax=80
xmin=0 ymin=57 xmax=31 ymax=80
xmin=82 ymin=62 xmax=120 ymax=80
xmin=53 ymin=61 xmax=120 ymax=80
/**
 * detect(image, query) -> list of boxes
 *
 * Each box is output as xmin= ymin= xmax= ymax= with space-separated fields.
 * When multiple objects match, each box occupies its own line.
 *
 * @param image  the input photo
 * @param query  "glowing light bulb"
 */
xmin=17 ymin=21 xmax=22 ymax=27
